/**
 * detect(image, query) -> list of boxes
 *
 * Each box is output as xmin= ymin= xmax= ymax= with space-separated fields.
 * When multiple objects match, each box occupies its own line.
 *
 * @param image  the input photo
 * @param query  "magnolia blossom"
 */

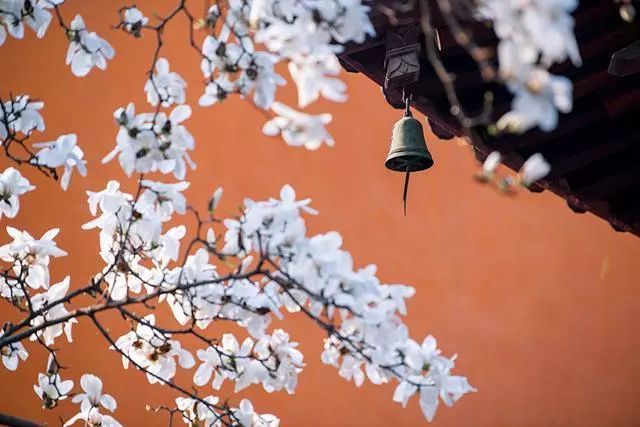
xmin=479 ymin=0 xmax=581 ymax=133
xmin=65 ymin=374 xmax=121 ymax=426
xmin=193 ymin=331 xmax=304 ymax=394
xmin=0 ymin=167 xmax=35 ymax=219
xmin=145 ymin=58 xmax=187 ymax=107
xmin=121 ymin=6 xmax=148 ymax=37
xmin=519 ymin=153 xmax=551 ymax=187
xmin=220 ymin=184 xmax=474 ymax=420
xmin=81 ymin=179 xmax=190 ymax=297
xmin=392 ymin=336 xmax=477 ymax=421
xmin=240 ymin=52 xmax=286 ymax=109
xmin=497 ymin=61 xmax=573 ymax=133
xmin=0 ymin=331 xmax=28 ymax=370
xmin=112 ymin=314 xmax=195 ymax=384
xmin=482 ymin=151 xmax=502 ymax=177
xmin=29 ymin=277 xmax=77 ymax=345
xmin=288 ymin=54 xmax=347 ymax=107
xmin=254 ymin=11 xmax=336 ymax=59
xmin=175 ymin=395 xmax=221 ymax=426
xmin=0 ymin=0 xmax=63 ymax=46
xmin=104 ymin=104 xmax=195 ymax=179
xmin=34 ymin=355 xmax=74 ymax=409
xmin=138 ymin=180 xmax=189 ymax=217
xmin=209 ymin=187 xmax=223 ymax=213
xmin=233 ymin=399 xmax=280 ymax=427
xmin=263 ymin=102 xmax=334 ymax=150
xmin=33 ymin=133 xmax=87 ymax=190
xmin=198 ymin=77 xmax=235 ymax=107
xmin=0 ymin=227 xmax=67 ymax=290
xmin=81 ymin=178 xmax=192 ymax=300
xmin=0 ymin=95 xmax=45 ymax=139
xmin=199 ymin=34 xmax=285 ymax=109
xmin=66 ymin=15 xmax=115 ymax=77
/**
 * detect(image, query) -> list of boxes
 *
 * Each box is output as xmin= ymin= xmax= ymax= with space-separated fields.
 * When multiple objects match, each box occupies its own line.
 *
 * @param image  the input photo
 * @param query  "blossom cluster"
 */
xmin=220 ymin=185 xmax=475 ymax=420
xmin=0 ymin=167 xmax=34 ymax=219
xmin=189 ymin=0 xmax=372 ymax=150
xmin=478 ymin=0 xmax=581 ymax=132
xmin=65 ymin=14 xmax=115 ymax=77
xmin=477 ymin=151 xmax=552 ymax=192
xmin=176 ymin=397 xmax=279 ymax=427
xmin=81 ymin=179 xmax=190 ymax=300
xmin=193 ymin=330 xmax=304 ymax=394
xmin=0 ymin=95 xmax=86 ymax=190
xmin=0 ymin=0 xmax=63 ymax=46
xmin=104 ymin=104 xmax=195 ymax=179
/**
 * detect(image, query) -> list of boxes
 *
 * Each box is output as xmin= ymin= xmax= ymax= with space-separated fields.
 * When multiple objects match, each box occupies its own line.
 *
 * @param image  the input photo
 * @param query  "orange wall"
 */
xmin=2 ymin=1 xmax=640 ymax=426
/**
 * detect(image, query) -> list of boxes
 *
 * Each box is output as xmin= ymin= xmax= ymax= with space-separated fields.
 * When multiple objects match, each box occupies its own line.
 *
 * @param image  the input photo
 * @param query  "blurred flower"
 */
xmin=66 ymin=15 xmax=115 ymax=77
xmin=262 ymin=102 xmax=334 ymax=150
xmin=33 ymin=134 xmax=87 ymax=190
xmin=145 ymin=58 xmax=187 ymax=107
xmin=0 ymin=167 xmax=35 ymax=219
xmin=122 ymin=6 xmax=148 ymax=37
xmin=520 ymin=153 xmax=551 ymax=187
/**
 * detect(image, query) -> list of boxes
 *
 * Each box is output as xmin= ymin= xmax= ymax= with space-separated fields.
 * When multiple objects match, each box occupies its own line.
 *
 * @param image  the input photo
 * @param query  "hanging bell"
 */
xmin=385 ymin=113 xmax=434 ymax=172
xmin=385 ymin=94 xmax=434 ymax=216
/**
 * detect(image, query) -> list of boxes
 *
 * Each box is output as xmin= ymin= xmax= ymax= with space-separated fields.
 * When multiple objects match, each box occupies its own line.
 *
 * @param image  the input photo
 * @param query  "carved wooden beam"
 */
xmin=383 ymin=24 xmax=422 ymax=90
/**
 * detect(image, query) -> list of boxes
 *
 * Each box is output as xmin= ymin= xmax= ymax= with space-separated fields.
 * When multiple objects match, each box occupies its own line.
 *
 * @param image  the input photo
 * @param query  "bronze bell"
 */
xmin=385 ymin=95 xmax=433 ymax=215
xmin=385 ymin=115 xmax=434 ymax=172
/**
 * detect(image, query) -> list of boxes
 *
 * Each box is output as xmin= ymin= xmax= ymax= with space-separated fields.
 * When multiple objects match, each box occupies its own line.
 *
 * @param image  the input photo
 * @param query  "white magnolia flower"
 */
xmin=480 ymin=0 xmax=580 ymax=133
xmin=254 ymin=329 xmax=304 ymax=393
xmin=198 ymin=77 xmax=235 ymax=107
xmin=104 ymin=104 xmax=196 ymax=179
xmin=175 ymin=395 xmax=220 ymax=425
xmin=263 ymin=102 xmax=334 ymax=150
xmin=193 ymin=346 xmax=225 ymax=389
xmin=138 ymin=180 xmax=190 ymax=217
xmin=239 ymin=52 xmax=286 ymax=109
xmin=519 ymin=153 xmax=551 ymax=187
xmin=72 ymin=374 xmax=117 ymax=413
xmin=112 ymin=314 xmax=194 ymax=384
xmin=0 ymin=167 xmax=35 ymax=219
xmin=0 ymin=331 xmax=28 ymax=370
xmin=29 ymin=277 xmax=77 ymax=345
xmin=0 ymin=95 xmax=45 ymax=139
xmin=288 ymin=53 xmax=347 ymax=107
xmin=481 ymin=151 xmax=501 ymax=177
xmin=65 ymin=374 xmax=120 ymax=427
xmin=65 ymin=410 xmax=122 ymax=427
xmin=145 ymin=58 xmax=187 ymax=107
xmin=233 ymin=399 xmax=280 ymax=427
xmin=201 ymin=36 xmax=249 ymax=79
xmin=315 ymin=0 xmax=375 ymax=44
xmin=33 ymin=133 xmax=87 ymax=190
xmin=34 ymin=356 xmax=74 ymax=408
xmin=0 ymin=227 xmax=67 ymax=289
xmin=122 ymin=6 xmax=148 ymax=36
xmin=66 ymin=15 xmax=115 ymax=77
xmin=253 ymin=5 xmax=337 ymax=59
xmin=0 ymin=0 xmax=61 ymax=46
xmin=207 ymin=187 xmax=223 ymax=215
xmin=498 ymin=65 xmax=573 ymax=133
xmin=393 ymin=335 xmax=477 ymax=421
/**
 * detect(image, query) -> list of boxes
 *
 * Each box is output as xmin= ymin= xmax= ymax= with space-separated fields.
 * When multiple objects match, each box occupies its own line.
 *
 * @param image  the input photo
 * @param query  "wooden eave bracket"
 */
xmin=383 ymin=25 xmax=422 ymax=108
xmin=608 ymin=40 xmax=640 ymax=76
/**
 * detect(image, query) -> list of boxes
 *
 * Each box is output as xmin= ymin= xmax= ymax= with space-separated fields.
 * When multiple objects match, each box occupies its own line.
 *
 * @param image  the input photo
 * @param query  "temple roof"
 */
xmin=339 ymin=1 xmax=640 ymax=236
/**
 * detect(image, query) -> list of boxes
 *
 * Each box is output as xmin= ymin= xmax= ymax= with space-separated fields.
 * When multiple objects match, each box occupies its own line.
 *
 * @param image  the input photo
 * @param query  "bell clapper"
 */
xmin=402 ymin=94 xmax=411 ymax=216
xmin=403 ymin=165 xmax=410 ymax=216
